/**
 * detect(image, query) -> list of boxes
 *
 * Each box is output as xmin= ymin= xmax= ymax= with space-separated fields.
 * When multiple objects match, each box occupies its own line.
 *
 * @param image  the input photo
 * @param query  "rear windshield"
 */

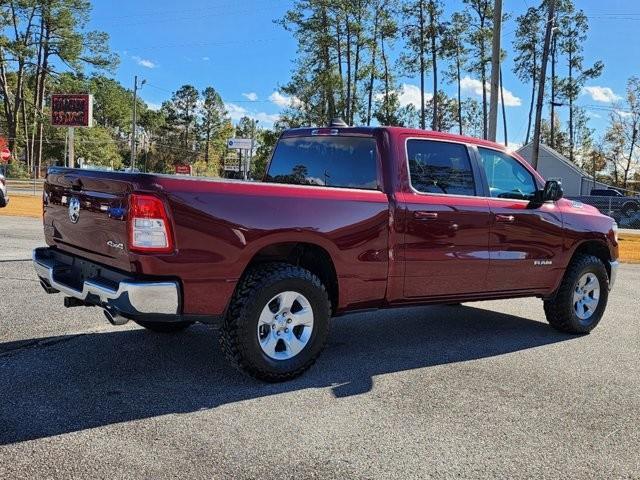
xmin=265 ymin=136 xmax=378 ymax=190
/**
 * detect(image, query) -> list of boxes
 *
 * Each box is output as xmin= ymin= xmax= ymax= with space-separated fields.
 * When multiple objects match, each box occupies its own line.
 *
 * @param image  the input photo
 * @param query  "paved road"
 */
xmin=1 ymin=216 xmax=639 ymax=479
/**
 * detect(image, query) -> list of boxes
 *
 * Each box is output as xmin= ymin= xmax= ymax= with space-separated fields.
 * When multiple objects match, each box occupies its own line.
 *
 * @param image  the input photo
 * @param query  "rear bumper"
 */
xmin=33 ymin=247 xmax=180 ymax=320
xmin=609 ymin=260 xmax=619 ymax=290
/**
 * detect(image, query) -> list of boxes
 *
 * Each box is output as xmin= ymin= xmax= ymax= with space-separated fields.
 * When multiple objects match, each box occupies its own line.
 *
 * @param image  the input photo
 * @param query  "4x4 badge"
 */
xmin=68 ymin=197 xmax=80 ymax=224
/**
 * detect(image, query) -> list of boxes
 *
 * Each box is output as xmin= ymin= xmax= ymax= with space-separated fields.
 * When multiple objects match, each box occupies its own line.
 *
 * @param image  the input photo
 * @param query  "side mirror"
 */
xmin=533 ymin=180 xmax=563 ymax=203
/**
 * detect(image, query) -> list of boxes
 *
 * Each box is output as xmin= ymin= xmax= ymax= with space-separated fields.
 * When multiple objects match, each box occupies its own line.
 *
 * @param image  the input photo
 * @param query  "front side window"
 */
xmin=478 ymin=148 xmax=537 ymax=200
xmin=407 ymin=139 xmax=475 ymax=196
xmin=265 ymin=136 xmax=378 ymax=190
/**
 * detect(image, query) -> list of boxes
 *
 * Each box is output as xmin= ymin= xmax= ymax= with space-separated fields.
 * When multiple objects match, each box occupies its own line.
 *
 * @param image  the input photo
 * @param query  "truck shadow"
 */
xmin=0 ymin=304 xmax=576 ymax=445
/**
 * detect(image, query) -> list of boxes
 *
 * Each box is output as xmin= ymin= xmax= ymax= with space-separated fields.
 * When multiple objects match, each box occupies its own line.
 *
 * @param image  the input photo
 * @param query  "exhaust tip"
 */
xmin=103 ymin=308 xmax=130 ymax=326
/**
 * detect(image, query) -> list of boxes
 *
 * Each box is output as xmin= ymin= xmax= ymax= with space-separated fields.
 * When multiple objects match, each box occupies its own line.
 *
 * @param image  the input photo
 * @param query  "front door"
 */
xmin=476 ymin=147 xmax=564 ymax=292
xmin=400 ymin=138 xmax=491 ymax=298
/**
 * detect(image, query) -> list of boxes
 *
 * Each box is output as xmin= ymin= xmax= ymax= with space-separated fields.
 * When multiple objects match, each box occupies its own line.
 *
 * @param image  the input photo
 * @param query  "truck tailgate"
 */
xmin=44 ymin=169 xmax=134 ymax=271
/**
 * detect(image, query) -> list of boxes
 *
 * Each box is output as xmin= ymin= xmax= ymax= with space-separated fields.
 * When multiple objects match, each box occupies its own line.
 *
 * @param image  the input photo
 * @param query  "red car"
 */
xmin=34 ymin=124 xmax=619 ymax=381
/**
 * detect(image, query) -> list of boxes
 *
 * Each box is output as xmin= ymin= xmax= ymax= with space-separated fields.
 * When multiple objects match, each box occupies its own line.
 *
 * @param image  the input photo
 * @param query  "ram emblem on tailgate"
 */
xmin=68 ymin=197 xmax=80 ymax=224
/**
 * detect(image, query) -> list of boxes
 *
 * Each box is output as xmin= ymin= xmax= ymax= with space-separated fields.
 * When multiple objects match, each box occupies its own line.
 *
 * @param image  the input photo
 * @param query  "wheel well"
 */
xmin=572 ymin=240 xmax=611 ymax=278
xmin=244 ymin=242 xmax=339 ymax=313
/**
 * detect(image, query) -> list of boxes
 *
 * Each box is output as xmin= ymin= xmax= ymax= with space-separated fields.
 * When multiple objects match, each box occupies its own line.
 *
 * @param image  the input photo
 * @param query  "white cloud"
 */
xmin=146 ymin=102 xmax=161 ymax=111
xmin=583 ymin=86 xmax=621 ymax=103
xmin=586 ymin=110 xmax=602 ymax=119
xmin=269 ymin=91 xmax=302 ymax=108
xmin=132 ymin=56 xmax=156 ymax=69
xmin=615 ymin=109 xmax=633 ymax=118
xmin=460 ymin=76 xmax=522 ymax=107
xmin=242 ymin=92 xmax=258 ymax=101
xmin=225 ymin=102 xmax=280 ymax=126
xmin=202 ymin=56 xmax=210 ymax=61
xmin=397 ymin=83 xmax=433 ymax=109
xmin=374 ymin=84 xmax=432 ymax=109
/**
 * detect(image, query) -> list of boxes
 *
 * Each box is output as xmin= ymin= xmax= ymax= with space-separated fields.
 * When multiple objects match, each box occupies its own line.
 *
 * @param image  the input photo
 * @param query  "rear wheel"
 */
xmin=134 ymin=320 xmax=193 ymax=333
xmin=219 ymin=263 xmax=331 ymax=382
xmin=543 ymin=254 xmax=609 ymax=334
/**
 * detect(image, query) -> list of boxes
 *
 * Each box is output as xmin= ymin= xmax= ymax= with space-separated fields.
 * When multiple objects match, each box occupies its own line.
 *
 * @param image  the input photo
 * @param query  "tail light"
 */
xmin=128 ymin=194 xmax=174 ymax=253
xmin=0 ymin=177 xmax=5 ymax=186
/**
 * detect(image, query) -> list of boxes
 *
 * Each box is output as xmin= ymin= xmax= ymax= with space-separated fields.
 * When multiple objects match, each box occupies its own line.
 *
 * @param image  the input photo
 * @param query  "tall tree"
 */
xmin=199 ymin=87 xmax=227 ymax=164
xmin=512 ymin=6 xmax=544 ymax=144
xmin=603 ymin=77 xmax=640 ymax=189
xmin=166 ymin=85 xmax=199 ymax=149
xmin=557 ymin=3 xmax=603 ymax=163
xmin=442 ymin=11 xmax=470 ymax=135
xmin=463 ymin=0 xmax=493 ymax=139
xmin=425 ymin=0 xmax=444 ymax=130
xmin=400 ymin=0 xmax=431 ymax=129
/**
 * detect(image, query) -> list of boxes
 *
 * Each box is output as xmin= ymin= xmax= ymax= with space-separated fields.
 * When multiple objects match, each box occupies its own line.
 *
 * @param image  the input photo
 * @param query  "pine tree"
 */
xmin=512 ymin=6 xmax=544 ymax=144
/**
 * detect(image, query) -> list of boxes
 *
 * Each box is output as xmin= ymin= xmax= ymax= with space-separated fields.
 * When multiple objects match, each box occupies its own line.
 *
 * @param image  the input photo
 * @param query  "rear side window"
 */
xmin=406 ymin=139 xmax=475 ymax=196
xmin=266 ymin=136 xmax=378 ymax=189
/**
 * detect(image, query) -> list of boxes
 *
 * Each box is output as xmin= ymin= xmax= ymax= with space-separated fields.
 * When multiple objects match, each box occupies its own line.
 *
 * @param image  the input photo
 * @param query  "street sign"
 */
xmin=227 ymin=138 xmax=253 ymax=150
xmin=1 ymin=147 xmax=10 ymax=163
xmin=175 ymin=165 xmax=192 ymax=175
xmin=51 ymin=94 xmax=93 ymax=127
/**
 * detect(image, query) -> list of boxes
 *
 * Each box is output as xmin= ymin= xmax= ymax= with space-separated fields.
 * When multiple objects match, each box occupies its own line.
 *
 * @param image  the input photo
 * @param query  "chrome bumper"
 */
xmin=609 ymin=260 xmax=619 ymax=290
xmin=33 ymin=248 xmax=179 ymax=318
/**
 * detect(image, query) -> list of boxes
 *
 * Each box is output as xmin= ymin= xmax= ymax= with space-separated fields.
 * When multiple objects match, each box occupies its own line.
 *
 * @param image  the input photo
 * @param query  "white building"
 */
xmin=516 ymin=142 xmax=609 ymax=196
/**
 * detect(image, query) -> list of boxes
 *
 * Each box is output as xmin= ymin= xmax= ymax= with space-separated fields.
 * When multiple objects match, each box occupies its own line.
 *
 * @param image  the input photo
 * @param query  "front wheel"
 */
xmin=219 ymin=263 xmax=331 ymax=382
xmin=543 ymin=254 xmax=609 ymax=334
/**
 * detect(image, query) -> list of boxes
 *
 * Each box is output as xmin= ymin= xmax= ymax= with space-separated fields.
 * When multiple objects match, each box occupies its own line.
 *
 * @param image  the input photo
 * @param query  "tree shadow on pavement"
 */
xmin=0 ymin=304 xmax=576 ymax=445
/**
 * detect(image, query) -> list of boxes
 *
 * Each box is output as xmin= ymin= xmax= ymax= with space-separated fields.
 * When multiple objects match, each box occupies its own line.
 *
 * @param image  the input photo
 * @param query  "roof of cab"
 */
xmin=281 ymin=125 xmax=509 ymax=152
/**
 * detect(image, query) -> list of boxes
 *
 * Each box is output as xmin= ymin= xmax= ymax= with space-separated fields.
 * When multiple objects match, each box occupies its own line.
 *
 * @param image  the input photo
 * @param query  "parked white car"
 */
xmin=0 ymin=173 xmax=8 ymax=208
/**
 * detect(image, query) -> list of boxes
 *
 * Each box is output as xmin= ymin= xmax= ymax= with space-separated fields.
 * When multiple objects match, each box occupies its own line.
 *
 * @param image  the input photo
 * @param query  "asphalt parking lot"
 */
xmin=0 ymin=216 xmax=639 ymax=479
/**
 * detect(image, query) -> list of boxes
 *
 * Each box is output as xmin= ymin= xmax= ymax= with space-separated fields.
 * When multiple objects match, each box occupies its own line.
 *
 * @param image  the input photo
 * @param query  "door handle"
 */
xmin=495 ymin=214 xmax=515 ymax=223
xmin=414 ymin=211 xmax=438 ymax=220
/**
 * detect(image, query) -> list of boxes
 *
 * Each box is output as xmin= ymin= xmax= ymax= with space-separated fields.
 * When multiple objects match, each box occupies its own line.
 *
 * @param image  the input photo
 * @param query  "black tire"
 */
xmin=543 ymin=254 xmax=609 ymax=334
xmin=134 ymin=320 xmax=193 ymax=333
xmin=219 ymin=262 xmax=331 ymax=382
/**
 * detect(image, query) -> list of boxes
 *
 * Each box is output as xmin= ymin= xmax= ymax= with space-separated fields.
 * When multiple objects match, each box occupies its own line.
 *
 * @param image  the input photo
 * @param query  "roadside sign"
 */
xmin=0 ymin=147 xmax=10 ymax=163
xmin=51 ymin=94 xmax=93 ymax=127
xmin=227 ymin=138 xmax=252 ymax=150
xmin=175 ymin=165 xmax=192 ymax=175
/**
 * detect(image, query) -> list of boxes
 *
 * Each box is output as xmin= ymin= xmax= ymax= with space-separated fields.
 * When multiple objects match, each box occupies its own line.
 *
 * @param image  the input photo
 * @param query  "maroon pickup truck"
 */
xmin=33 ymin=125 xmax=619 ymax=381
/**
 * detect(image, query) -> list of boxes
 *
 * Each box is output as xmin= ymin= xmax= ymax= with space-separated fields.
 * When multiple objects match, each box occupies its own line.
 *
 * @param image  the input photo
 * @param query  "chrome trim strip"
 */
xmin=32 ymin=249 xmax=179 ymax=315
xmin=608 ymin=260 xmax=619 ymax=290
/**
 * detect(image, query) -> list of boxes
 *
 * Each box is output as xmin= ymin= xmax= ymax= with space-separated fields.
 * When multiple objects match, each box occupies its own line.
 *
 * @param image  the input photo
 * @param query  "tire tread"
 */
xmin=219 ymin=262 xmax=331 ymax=382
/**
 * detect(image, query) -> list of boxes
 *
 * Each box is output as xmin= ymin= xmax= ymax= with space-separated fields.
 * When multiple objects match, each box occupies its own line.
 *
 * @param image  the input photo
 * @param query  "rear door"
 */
xmin=399 ymin=138 xmax=491 ymax=298
xmin=475 ymin=147 xmax=564 ymax=291
xmin=44 ymin=169 xmax=133 ymax=271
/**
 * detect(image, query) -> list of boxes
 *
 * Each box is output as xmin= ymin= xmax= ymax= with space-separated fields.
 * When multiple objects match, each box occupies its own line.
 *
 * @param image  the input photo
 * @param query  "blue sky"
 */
xmin=87 ymin=0 xmax=640 ymax=147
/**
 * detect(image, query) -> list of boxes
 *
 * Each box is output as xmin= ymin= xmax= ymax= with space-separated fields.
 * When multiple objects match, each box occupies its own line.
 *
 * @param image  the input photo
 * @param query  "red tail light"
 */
xmin=128 ymin=194 xmax=174 ymax=253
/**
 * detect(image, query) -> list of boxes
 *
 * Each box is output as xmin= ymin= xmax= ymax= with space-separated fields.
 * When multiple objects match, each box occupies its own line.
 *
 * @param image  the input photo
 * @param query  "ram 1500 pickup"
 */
xmin=33 ymin=125 xmax=619 ymax=381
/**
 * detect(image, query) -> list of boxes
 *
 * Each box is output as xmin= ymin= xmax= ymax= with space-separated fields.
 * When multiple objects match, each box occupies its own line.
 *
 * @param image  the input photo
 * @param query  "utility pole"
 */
xmin=248 ymin=119 xmax=259 ymax=180
xmin=68 ymin=127 xmax=75 ymax=168
xmin=487 ymin=0 xmax=502 ymax=142
xmin=532 ymin=0 xmax=555 ymax=170
xmin=131 ymin=76 xmax=146 ymax=171
xmin=500 ymin=66 xmax=507 ymax=147
xmin=550 ymin=28 xmax=557 ymax=149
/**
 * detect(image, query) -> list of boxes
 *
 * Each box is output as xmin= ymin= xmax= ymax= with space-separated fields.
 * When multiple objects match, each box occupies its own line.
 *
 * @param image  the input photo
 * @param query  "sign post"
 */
xmin=51 ymin=94 xmax=93 ymax=169
xmin=227 ymin=138 xmax=253 ymax=180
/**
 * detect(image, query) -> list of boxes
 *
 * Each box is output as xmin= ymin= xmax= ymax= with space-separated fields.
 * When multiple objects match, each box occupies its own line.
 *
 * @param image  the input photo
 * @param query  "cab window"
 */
xmin=478 ymin=148 xmax=537 ymax=200
xmin=407 ymin=139 xmax=475 ymax=196
xmin=266 ymin=136 xmax=378 ymax=190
